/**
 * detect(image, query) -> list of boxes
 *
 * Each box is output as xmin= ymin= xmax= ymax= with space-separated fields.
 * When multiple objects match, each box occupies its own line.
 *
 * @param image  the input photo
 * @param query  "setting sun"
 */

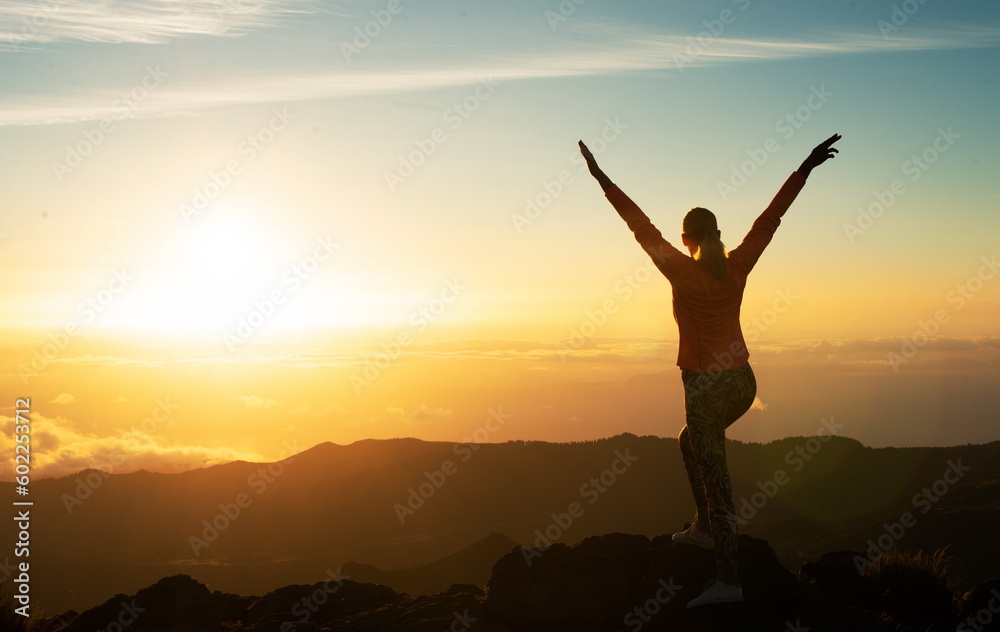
xmin=90 ymin=198 xmax=334 ymax=340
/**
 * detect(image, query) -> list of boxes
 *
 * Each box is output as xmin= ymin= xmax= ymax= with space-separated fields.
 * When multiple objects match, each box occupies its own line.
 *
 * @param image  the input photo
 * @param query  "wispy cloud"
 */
xmin=48 ymin=353 xmax=165 ymax=367
xmin=0 ymin=0 xmax=315 ymax=50
xmin=4 ymin=335 xmax=997 ymax=374
xmin=0 ymin=21 xmax=997 ymax=126
xmin=0 ymin=412 xmax=265 ymax=479
xmin=808 ymin=336 xmax=1000 ymax=354
xmin=566 ymin=20 xmax=1000 ymax=68
xmin=407 ymin=403 xmax=453 ymax=424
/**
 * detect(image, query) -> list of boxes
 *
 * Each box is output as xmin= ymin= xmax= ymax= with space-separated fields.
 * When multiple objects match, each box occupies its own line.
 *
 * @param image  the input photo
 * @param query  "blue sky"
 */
xmin=0 ymin=0 xmax=1000 ymax=334
xmin=3 ymin=0 xmax=999 ymax=351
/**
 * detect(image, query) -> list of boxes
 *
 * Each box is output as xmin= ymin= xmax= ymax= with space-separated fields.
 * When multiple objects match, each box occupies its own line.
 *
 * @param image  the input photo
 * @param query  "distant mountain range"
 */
xmin=2 ymin=434 xmax=997 ymax=617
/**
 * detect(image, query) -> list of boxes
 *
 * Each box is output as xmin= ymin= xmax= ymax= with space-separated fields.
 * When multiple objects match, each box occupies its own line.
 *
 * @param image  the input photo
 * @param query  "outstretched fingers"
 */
xmin=814 ymin=133 xmax=842 ymax=163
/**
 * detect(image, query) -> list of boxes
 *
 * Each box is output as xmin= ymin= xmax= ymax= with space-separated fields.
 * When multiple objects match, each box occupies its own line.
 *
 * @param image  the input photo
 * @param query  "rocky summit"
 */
xmin=24 ymin=532 xmax=1000 ymax=632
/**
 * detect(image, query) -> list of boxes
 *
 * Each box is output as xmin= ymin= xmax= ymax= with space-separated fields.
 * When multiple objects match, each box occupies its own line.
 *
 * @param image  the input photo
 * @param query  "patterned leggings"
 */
xmin=678 ymin=362 xmax=757 ymax=564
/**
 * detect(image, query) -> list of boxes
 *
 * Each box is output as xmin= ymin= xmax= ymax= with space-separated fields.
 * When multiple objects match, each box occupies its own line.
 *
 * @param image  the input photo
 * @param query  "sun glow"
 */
xmin=98 ymin=199 xmax=305 ymax=340
xmin=193 ymin=217 xmax=259 ymax=285
xmin=88 ymin=198 xmax=415 ymax=343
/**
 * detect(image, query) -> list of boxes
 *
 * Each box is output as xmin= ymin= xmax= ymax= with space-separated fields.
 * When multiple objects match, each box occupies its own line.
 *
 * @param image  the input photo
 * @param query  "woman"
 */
xmin=579 ymin=133 xmax=841 ymax=608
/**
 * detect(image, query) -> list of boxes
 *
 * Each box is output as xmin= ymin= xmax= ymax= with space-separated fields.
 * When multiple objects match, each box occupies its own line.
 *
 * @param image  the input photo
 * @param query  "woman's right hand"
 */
xmin=580 ymin=140 xmax=615 ymax=191
xmin=799 ymin=133 xmax=842 ymax=176
xmin=579 ymin=140 xmax=599 ymax=175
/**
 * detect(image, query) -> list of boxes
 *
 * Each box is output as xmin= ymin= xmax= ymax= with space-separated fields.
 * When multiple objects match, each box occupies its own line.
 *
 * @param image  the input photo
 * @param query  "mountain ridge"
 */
xmin=24 ymin=433 xmax=1000 ymax=483
xmin=1 ymin=433 xmax=996 ymax=616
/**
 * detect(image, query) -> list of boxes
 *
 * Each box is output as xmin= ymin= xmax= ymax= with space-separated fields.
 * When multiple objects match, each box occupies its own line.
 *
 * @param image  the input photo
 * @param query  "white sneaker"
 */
xmin=686 ymin=578 xmax=743 ymax=608
xmin=671 ymin=524 xmax=714 ymax=550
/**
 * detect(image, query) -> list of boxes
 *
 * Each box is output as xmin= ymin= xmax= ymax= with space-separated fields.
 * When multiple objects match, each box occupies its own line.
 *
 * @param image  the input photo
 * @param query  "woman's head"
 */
xmin=682 ymin=207 xmax=730 ymax=282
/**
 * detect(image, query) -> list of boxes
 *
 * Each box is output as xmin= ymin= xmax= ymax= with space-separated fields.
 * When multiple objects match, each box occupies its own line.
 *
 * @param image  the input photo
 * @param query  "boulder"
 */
xmin=486 ymin=531 xmax=801 ymax=631
xmin=956 ymin=579 xmax=1000 ymax=632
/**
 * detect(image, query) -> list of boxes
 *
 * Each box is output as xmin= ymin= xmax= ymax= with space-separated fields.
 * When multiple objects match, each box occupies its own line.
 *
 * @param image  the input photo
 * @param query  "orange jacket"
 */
xmin=605 ymin=172 xmax=806 ymax=371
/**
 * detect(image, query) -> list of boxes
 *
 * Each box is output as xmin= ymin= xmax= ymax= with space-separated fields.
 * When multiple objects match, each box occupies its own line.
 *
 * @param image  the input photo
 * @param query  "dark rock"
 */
xmin=485 ymin=532 xmax=649 ymax=629
xmin=58 ymin=574 xmax=227 ymax=632
xmin=211 ymin=589 xmax=254 ymax=625
xmin=43 ymin=574 xmax=481 ymax=632
xmin=243 ymin=578 xmax=403 ymax=627
xmin=956 ymin=579 xmax=1000 ymax=632
xmin=485 ymin=531 xmax=801 ymax=631
xmin=36 ymin=535 xmax=980 ymax=632
xmin=800 ymin=550 xmax=874 ymax=608
xmin=334 ymin=583 xmax=486 ymax=632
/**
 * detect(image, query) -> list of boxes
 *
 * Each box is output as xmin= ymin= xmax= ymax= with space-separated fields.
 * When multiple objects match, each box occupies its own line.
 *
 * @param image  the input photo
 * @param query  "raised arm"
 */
xmin=579 ymin=140 xmax=685 ymax=277
xmin=730 ymin=133 xmax=843 ymax=271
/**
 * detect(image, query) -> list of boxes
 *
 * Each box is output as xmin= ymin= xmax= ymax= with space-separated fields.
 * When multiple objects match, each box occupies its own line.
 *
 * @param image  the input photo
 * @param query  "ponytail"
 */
xmin=683 ymin=207 xmax=730 ymax=283
xmin=697 ymin=227 xmax=729 ymax=283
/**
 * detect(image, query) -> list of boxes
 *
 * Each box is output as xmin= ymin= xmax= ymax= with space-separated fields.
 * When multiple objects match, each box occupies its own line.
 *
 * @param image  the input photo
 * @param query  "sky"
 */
xmin=1 ymin=0 xmax=999 ymax=479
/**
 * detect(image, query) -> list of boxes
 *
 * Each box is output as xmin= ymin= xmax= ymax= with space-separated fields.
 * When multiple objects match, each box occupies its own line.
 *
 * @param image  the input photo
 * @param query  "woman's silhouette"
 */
xmin=579 ymin=133 xmax=841 ymax=608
